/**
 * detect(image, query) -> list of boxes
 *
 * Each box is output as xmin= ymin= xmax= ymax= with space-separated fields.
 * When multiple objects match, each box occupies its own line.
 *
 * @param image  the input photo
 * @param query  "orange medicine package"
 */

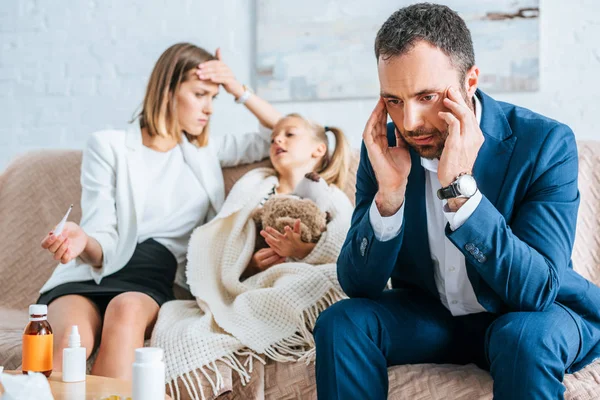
xmin=22 ymin=333 xmax=53 ymax=372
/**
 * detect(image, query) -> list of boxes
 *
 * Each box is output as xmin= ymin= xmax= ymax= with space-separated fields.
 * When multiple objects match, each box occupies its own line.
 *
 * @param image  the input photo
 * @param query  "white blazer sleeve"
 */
xmin=212 ymin=123 xmax=272 ymax=167
xmin=76 ymin=132 xmax=119 ymax=275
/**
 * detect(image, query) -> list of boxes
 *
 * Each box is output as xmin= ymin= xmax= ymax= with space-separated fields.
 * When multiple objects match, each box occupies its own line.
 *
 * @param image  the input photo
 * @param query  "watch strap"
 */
xmin=437 ymin=184 xmax=458 ymax=200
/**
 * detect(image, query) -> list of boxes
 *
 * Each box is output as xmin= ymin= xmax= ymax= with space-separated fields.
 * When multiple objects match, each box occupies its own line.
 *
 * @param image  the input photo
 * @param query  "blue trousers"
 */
xmin=314 ymin=289 xmax=582 ymax=400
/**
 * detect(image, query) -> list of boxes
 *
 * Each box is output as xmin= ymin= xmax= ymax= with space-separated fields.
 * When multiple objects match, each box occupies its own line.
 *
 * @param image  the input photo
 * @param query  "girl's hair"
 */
xmin=135 ymin=43 xmax=216 ymax=147
xmin=286 ymin=113 xmax=350 ymax=188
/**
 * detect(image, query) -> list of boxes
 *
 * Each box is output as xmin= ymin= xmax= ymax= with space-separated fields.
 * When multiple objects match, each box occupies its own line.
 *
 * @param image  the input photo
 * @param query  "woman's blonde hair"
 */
xmin=136 ymin=43 xmax=216 ymax=147
xmin=285 ymin=113 xmax=350 ymax=188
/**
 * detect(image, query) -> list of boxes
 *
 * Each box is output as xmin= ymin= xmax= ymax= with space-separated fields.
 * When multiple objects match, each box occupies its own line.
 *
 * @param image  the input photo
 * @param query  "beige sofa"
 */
xmin=1 ymin=141 xmax=599 ymax=399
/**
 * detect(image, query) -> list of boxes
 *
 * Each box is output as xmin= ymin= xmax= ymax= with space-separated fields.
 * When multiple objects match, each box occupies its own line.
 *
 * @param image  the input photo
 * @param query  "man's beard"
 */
xmin=403 ymin=91 xmax=473 ymax=160
xmin=404 ymin=128 xmax=448 ymax=160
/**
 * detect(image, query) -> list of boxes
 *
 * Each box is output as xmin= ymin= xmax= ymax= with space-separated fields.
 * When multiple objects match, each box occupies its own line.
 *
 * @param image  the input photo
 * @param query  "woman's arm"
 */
xmin=197 ymin=48 xmax=282 ymax=129
xmin=77 ymin=132 xmax=119 ymax=272
xmin=80 ymin=235 xmax=103 ymax=266
xmin=40 ymin=131 xmax=118 ymax=270
xmin=227 ymin=83 xmax=281 ymax=130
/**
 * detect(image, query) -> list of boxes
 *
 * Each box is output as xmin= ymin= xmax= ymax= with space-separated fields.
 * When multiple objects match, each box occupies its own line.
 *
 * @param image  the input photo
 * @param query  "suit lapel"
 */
xmin=473 ymin=90 xmax=517 ymax=216
xmin=465 ymin=91 xmax=516 ymax=303
xmin=125 ymin=123 xmax=148 ymax=225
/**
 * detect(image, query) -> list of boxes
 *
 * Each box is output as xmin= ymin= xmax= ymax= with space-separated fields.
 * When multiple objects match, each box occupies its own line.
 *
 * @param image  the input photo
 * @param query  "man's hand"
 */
xmin=437 ymin=87 xmax=485 ymax=189
xmin=363 ymin=98 xmax=411 ymax=216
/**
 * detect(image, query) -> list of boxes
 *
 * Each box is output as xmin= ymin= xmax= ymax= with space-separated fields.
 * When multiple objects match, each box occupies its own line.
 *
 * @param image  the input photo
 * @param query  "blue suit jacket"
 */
xmin=337 ymin=90 xmax=600 ymax=372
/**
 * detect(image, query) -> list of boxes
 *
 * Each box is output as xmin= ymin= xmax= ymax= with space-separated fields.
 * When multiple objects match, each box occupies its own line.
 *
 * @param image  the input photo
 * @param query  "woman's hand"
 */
xmin=196 ymin=48 xmax=245 ymax=99
xmin=260 ymin=220 xmax=316 ymax=259
xmin=41 ymin=222 xmax=88 ymax=264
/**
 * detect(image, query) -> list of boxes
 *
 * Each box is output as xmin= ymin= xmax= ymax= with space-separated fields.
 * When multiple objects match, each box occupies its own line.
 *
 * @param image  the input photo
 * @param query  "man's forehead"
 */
xmin=378 ymin=53 xmax=457 ymax=97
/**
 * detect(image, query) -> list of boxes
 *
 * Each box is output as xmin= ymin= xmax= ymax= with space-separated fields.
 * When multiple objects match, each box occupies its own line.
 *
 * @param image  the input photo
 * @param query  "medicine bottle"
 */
xmin=132 ymin=347 xmax=165 ymax=400
xmin=22 ymin=304 xmax=53 ymax=377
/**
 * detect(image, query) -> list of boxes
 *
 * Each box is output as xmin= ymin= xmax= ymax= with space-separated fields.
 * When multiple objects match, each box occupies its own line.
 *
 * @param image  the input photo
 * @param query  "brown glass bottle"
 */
xmin=22 ymin=304 xmax=53 ymax=377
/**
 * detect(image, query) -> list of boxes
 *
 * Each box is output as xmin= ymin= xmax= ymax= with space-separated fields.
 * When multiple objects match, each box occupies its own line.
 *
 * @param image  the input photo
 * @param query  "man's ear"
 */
xmin=464 ymin=65 xmax=480 ymax=98
xmin=312 ymin=142 xmax=327 ymax=158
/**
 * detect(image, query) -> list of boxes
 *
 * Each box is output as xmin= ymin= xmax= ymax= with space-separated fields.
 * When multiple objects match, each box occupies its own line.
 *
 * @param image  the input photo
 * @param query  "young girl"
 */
xmin=243 ymin=113 xmax=353 ymax=277
xmin=151 ymin=113 xmax=354 ymax=398
xmin=37 ymin=42 xmax=282 ymax=380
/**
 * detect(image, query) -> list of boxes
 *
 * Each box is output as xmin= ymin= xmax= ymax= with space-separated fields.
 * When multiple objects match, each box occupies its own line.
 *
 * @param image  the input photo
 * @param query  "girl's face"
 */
xmin=269 ymin=117 xmax=326 ymax=174
xmin=174 ymin=76 xmax=219 ymax=137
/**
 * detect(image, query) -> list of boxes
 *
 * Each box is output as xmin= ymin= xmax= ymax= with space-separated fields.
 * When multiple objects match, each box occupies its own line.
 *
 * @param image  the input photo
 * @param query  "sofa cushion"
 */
xmin=0 ymin=150 xmax=84 ymax=311
xmin=258 ymin=359 xmax=600 ymax=400
xmin=0 ymin=308 xmax=28 ymax=370
xmin=572 ymin=141 xmax=600 ymax=286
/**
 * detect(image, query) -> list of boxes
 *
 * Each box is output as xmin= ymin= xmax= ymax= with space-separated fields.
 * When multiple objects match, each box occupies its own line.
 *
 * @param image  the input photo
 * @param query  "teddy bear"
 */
xmin=252 ymin=172 xmax=331 ymax=251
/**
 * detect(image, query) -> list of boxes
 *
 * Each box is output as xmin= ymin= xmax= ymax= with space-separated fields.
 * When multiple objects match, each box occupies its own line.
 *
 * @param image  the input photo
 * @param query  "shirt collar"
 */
xmin=420 ymin=94 xmax=483 ymax=173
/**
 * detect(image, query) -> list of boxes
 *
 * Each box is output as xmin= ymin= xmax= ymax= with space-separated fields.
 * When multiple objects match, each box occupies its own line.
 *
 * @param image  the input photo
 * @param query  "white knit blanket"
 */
xmin=151 ymin=168 xmax=353 ymax=400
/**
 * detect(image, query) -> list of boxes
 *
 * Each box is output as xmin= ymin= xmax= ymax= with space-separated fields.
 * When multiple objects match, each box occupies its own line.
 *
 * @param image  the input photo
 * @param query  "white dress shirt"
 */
xmin=369 ymin=95 xmax=487 ymax=316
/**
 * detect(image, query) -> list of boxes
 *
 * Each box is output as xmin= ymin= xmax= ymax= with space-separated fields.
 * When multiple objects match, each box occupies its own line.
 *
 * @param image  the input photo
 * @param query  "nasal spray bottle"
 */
xmin=62 ymin=326 xmax=86 ymax=382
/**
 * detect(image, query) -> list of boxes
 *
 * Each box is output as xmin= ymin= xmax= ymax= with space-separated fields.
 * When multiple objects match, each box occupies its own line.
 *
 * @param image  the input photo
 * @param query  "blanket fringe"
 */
xmin=167 ymin=287 xmax=345 ymax=399
xmin=257 ymin=287 xmax=346 ymax=364
xmin=167 ymin=352 xmax=249 ymax=400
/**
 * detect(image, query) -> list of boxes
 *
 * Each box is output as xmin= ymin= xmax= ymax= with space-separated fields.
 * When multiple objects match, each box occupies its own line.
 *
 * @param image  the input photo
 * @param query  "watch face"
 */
xmin=457 ymin=175 xmax=477 ymax=197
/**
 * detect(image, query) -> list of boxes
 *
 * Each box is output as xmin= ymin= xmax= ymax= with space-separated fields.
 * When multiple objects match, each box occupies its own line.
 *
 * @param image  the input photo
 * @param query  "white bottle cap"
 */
xmin=29 ymin=304 xmax=48 ymax=316
xmin=68 ymin=325 xmax=81 ymax=347
xmin=135 ymin=347 xmax=163 ymax=363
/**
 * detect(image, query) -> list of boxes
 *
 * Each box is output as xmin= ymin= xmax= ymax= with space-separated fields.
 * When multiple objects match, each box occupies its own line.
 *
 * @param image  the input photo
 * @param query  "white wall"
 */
xmin=1 ymin=0 xmax=599 ymax=171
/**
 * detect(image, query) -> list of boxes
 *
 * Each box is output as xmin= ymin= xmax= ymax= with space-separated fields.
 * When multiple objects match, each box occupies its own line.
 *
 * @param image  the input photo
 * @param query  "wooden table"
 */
xmin=2 ymin=370 xmax=132 ymax=400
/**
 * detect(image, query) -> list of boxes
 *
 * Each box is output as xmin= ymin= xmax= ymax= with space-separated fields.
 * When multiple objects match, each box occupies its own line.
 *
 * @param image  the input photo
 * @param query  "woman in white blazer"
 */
xmin=38 ymin=43 xmax=282 ymax=380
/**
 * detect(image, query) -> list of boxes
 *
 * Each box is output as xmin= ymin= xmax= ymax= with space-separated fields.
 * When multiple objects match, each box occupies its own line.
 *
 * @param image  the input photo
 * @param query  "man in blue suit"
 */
xmin=313 ymin=3 xmax=600 ymax=399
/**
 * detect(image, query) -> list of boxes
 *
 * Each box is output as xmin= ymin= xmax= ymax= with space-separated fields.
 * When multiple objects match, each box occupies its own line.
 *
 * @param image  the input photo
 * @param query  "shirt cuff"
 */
xmin=443 ymin=190 xmax=483 ymax=231
xmin=369 ymin=199 xmax=404 ymax=242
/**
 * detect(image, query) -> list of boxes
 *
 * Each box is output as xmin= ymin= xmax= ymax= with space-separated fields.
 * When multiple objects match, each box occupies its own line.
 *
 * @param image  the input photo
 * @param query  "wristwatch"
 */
xmin=235 ymin=84 xmax=253 ymax=104
xmin=437 ymin=173 xmax=478 ymax=200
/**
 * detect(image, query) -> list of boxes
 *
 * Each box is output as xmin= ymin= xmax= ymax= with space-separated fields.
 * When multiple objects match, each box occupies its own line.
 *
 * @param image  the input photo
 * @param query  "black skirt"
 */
xmin=37 ymin=239 xmax=177 ymax=315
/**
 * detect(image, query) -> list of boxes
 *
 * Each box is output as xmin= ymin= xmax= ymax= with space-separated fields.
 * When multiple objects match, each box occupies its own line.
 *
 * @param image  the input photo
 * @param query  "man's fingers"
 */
xmin=443 ymin=87 xmax=470 ymax=124
xmin=216 ymin=47 xmax=222 ymax=61
xmin=438 ymin=111 xmax=461 ymax=139
xmin=447 ymin=86 xmax=468 ymax=107
xmin=363 ymin=98 xmax=388 ymax=146
xmin=442 ymin=97 xmax=469 ymax=124
xmin=394 ymin=128 xmax=408 ymax=149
